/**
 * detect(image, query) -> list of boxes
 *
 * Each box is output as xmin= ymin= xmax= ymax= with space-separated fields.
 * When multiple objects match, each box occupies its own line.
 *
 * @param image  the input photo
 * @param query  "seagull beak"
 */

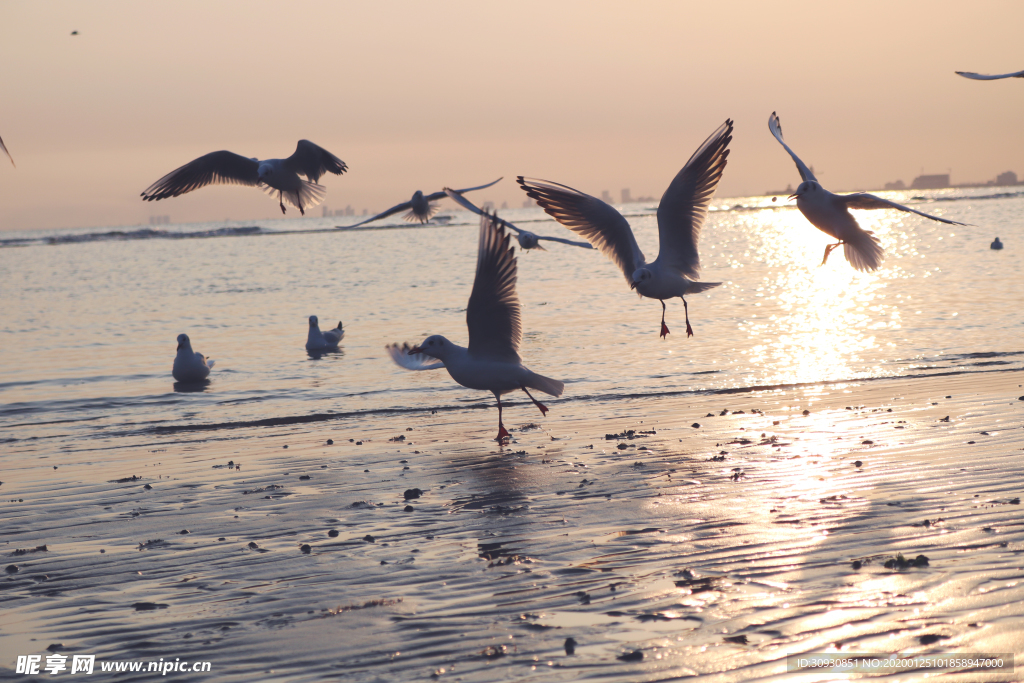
xmin=787 ymin=192 xmax=799 ymax=201
xmin=409 ymin=345 xmax=423 ymax=355
xmin=629 ymin=280 xmax=638 ymax=290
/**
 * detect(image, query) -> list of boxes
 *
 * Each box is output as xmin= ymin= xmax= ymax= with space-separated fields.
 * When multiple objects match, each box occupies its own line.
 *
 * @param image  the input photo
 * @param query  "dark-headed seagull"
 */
xmin=142 ymin=140 xmax=347 ymax=216
xmin=443 ymin=187 xmax=594 ymax=251
xmin=306 ymin=316 xmax=344 ymax=352
xmin=518 ymin=119 xmax=733 ymax=339
xmin=344 ymin=178 xmax=502 ymax=228
xmin=769 ymin=112 xmax=967 ymax=271
xmin=386 ymin=212 xmax=564 ymax=443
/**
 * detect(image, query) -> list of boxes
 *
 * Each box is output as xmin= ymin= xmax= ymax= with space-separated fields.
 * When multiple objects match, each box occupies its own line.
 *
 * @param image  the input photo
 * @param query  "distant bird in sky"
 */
xmin=518 ymin=119 xmax=733 ymax=339
xmin=173 ymin=334 xmax=214 ymax=382
xmin=386 ymin=212 xmax=564 ymax=443
xmin=306 ymin=315 xmax=344 ymax=352
xmin=768 ymin=111 xmax=966 ymax=271
xmin=443 ymin=187 xmax=594 ymax=251
xmin=70 ymin=30 xmax=79 ymax=36
xmin=142 ymin=140 xmax=347 ymax=216
xmin=0 ymin=133 xmax=14 ymax=167
xmin=956 ymin=69 xmax=1024 ymax=81
xmin=343 ymin=178 xmax=502 ymax=228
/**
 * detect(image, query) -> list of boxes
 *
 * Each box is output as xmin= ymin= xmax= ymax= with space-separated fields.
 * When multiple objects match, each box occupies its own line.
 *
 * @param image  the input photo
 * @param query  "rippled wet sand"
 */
xmin=4 ymin=370 xmax=1024 ymax=681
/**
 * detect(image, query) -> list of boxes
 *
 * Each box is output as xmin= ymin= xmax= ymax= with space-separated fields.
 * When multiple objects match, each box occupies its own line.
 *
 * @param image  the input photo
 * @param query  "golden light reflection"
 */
xmin=724 ymin=208 xmax=913 ymax=386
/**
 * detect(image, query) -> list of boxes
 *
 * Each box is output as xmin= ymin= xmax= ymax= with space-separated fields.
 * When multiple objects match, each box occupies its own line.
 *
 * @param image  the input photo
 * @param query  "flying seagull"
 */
xmin=173 ymin=334 xmax=215 ymax=382
xmin=0 ymin=133 xmax=13 ymax=167
xmin=443 ymin=187 xmax=594 ymax=251
xmin=518 ymin=119 xmax=733 ymax=338
xmin=956 ymin=69 xmax=1024 ymax=81
xmin=142 ymin=140 xmax=347 ymax=215
xmin=306 ymin=315 xmax=344 ymax=352
xmin=768 ymin=111 xmax=966 ymax=271
xmin=386 ymin=212 xmax=564 ymax=443
xmin=343 ymin=178 xmax=502 ymax=228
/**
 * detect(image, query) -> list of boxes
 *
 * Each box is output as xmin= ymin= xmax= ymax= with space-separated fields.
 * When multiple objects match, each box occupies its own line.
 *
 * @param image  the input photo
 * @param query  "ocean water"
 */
xmin=2 ymin=188 xmax=1020 ymax=451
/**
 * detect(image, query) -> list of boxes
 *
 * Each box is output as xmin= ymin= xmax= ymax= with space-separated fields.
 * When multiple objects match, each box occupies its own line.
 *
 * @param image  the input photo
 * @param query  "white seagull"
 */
xmin=173 ymin=334 xmax=215 ymax=382
xmin=518 ymin=119 xmax=733 ymax=338
xmin=386 ymin=212 xmax=564 ymax=443
xmin=768 ymin=111 xmax=967 ymax=271
xmin=443 ymin=187 xmax=594 ymax=251
xmin=344 ymin=178 xmax=502 ymax=228
xmin=0 ymin=133 xmax=13 ymax=167
xmin=142 ymin=140 xmax=347 ymax=216
xmin=306 ymin=315 xmax=344 ymax=352
xmin=956 ymin=69 xmax=1024 ymax=81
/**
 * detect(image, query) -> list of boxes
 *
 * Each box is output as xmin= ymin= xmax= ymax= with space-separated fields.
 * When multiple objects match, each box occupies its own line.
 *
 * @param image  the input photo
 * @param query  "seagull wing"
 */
xmin=286 ymin=140 xmax=347 ymax=183
xmin=535 ymin=234 xmax=595 ymax=249
xmin=768 ymin=112 xmax=816 ymax=182
xmin=386 ymin=343 xmax=444 ymax=370
xmin=0 ymin=133 xmax=13 ymax=167
xmin=141 ymin=151 xmax=260 ymax=201
xmin=956 ymin=69 xmax=1024 ymax=80
xmin=424 ymin=177 xmax=502 ymax=202
xmin=841 ymin=193 xmax=968 ymax=226
xmin=518 ymin=177 xmax=644 ymax=283
xmin=466 ymin=212 xmax=521 ymax=363
xmin=655 ymin=119 xmax=732 ymax=277
xmin=343 ymin=199 xmax=415 ymax=228
xmin=443 ymin=187 xmax=523 ymax=233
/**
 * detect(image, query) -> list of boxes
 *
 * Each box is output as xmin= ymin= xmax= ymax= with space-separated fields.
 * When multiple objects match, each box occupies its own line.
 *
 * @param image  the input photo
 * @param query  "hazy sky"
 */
xmin=1 ymin=0 xmax=1021 ymax=231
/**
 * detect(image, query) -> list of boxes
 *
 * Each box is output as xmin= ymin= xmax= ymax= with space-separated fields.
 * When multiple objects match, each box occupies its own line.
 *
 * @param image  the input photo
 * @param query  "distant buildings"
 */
xmin=883 ymin=179 xmax=906 ymax=191
xmin=149 ymin=215 xmax=170 ymax=225
xmin=621 ymin=188 xmax=632 ymax=203
xmin=601 ymin=190 xmax=614 ymax=204
xmin=321 ymin=205 xmax=355 ymax=217
xmin=910 ymin=174 xmax=950 ymax=190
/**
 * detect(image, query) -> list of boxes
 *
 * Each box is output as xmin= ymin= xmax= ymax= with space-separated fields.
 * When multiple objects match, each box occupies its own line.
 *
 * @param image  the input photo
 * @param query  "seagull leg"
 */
xmin=279 ymin=191 xmax=287 ymax=215
xmin=683 ymin=297 xmax=694 ymax=337
xmin=520 ymin=385 xmax=549 ymax=416
xmin=660 ymin=300 xmax=670 ymax=338
xmin=821 ymin=241 xmax=843 ymax=266
xmin=297 ymin=192 xmax=305 ymax=216
xmin=495 ymin=393 xmax=510 ymax=443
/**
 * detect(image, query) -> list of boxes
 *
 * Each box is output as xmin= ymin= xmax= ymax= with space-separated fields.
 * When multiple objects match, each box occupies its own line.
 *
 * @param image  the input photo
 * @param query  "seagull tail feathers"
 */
xmin=686 ymin=281 xmax=722 ymax=295
xmin=843 ymin=229 xmax=884 ymax=272
xmin=523 ymin=371 xmax=563 ymax=398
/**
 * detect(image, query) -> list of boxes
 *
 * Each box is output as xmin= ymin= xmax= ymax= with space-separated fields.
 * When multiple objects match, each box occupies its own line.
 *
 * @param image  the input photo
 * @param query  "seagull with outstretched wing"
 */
xmin=956 ymin=69 xmax=1024 ymax=81
xmin=518 ymin=119 xmax=733 ymax=339
xmin=443 ymin=187 xmax=593 ymax=251
xmin=142 ymin=140 xmax=347 ymax=215
xmin=769 ymin=111 xmax=967 ymax=271
xmin=343 ymin=178 xmax=502 ymax=228
xmin=386 ymin=211 xmax=564 ymax=443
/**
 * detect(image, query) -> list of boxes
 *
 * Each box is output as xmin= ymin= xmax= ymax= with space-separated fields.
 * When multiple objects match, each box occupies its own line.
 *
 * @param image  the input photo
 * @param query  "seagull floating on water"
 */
xmin=518 ymin=119 xmax=733 ymax=338
xmin=443 ymin=187 xmax=593 ymax=251
xmin=768 ymin=112 xmax=966 ymax=271
xmin=956 ymin=69 xmax=1024 ymax=81
xmin=306 ymin=315 xmax=344 ymax=352
xmin=343 ymin=178 xmax=502 ymax=228
xmin=142 ymin=140 xmax=347 ymax=216
xmin=386 ymin=212 xmax=564 ymax=443
xmin=173 ymin=334 xmax=214 ymax=382
xmin=0 ymin=134 xmax=13 ymax=167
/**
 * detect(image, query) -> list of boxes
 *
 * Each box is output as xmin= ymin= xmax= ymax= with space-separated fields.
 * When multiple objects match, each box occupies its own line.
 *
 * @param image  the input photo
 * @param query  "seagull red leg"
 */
xmin=821 ymin=242 xmax=843 ymax=266
xmin=495 ymin=393 xmax=510 ymax=443
xmin=660 ymin=300 xmax=670 ymax=338
xmin=683 ymin=297 xmax=694 ymax=337
xmin=521 ymin=385 xmax=549 ymax=416
xmin=279 ymin=191 xmax=286 ymax=215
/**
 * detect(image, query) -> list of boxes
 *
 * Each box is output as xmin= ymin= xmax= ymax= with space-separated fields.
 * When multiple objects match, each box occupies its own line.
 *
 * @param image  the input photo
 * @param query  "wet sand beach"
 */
xmin=4 ymin=367 xmax=1024 ymax=681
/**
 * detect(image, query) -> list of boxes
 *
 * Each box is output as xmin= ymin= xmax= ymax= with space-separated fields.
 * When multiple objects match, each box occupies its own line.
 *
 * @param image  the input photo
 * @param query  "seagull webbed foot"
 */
xmin=821 ymin=242 xmax=842 ymax=266
xmin=660 ymin=322 xmax=670 ymax=338
xmin=496 ymin=424 xmax=510 ymax=444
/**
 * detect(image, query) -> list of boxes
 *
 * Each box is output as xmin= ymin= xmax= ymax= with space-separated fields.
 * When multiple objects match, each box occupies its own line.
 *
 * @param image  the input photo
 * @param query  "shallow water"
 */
xmin=2 ymin=188 xmax=1024 ymax=681
xmin=2 ymin=188 xmax=1021 ymax=447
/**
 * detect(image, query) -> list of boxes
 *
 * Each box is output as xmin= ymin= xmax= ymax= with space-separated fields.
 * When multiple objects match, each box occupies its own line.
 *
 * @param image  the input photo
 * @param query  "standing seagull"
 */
xmin=518 ymin=119 xmax=733 ymax=338
xmin=141 ymin=140 xmax=347 ymax=215
xmin=956 ymin=69 xmax=1024 ymax=81
xmin=344 ymin=178 xmax=502 ymax=228
xmin=443 ymin=187 xmax=594 ymax=251
xmin=768 ymin=112 xmax=966 ymax=271
xmin=173 ymin=334 xmax=215 ymax=382
xmin=306 ymin=315 xmax=344 ymax=352
xmin=386 ymin=212 xmax=564 ymax=443
xmin=0 ymin=133 xmax=13 ymax=167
